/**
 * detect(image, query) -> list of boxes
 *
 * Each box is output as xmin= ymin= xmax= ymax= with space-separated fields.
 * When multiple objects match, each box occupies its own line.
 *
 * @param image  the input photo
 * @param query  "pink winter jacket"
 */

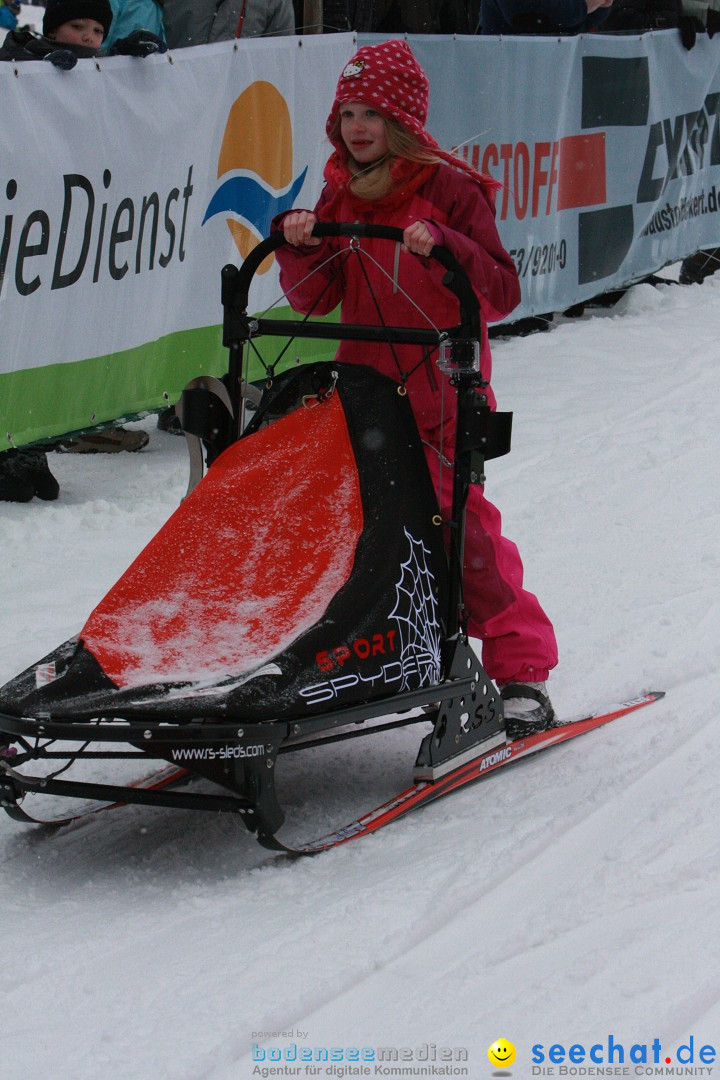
xmin=274 ymin=162 xmax=520 ymax=449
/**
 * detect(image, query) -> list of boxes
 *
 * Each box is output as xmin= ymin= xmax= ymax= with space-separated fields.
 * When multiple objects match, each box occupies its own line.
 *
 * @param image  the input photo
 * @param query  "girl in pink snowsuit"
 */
xmin=275 ymin=39 xmax=558 ymax=734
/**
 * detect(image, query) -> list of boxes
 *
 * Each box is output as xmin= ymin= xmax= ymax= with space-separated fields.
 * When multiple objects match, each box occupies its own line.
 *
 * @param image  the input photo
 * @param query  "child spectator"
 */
xmin=0 ymin=0 xmax=165 ymax=64
xmin=1 ymin=0 xmax=112 ymax=61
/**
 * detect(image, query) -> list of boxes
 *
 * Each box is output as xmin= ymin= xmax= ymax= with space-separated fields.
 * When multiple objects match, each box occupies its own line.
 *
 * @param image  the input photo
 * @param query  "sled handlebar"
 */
xmin=221 ymin=223 xmax=481 ymax=344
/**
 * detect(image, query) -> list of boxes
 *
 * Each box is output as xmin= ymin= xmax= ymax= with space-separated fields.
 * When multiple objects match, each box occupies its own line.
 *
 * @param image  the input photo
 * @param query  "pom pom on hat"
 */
xmin=43 ymin=0 xmax=113 ymax=38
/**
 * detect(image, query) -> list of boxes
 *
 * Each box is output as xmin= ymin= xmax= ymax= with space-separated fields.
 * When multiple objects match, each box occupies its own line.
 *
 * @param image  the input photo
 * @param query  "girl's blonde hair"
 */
xmin=329 ymin=114 xmax=442 ymax=200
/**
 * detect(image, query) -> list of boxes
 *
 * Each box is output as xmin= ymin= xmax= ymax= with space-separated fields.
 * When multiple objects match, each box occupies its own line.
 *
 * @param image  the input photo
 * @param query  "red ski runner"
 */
xmin=291 ymin=692 xmax=665 ymax=855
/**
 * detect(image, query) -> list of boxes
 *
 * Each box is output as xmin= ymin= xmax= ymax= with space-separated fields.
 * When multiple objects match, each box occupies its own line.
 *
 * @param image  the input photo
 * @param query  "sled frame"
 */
xmin=0 ymin=225 xmax=511 ymax=850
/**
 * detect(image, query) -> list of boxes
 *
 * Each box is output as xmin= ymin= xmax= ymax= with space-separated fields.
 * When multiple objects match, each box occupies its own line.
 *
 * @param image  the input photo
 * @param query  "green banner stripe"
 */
xmin=1 ymin=307 xmax=339 ymax=450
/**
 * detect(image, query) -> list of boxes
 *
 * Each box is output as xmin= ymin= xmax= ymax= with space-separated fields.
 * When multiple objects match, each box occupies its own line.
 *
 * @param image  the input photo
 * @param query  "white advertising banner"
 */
xmin=0 ymin=33 xmax=354 ymax=446
xmin=3 ymin=30 xmax=720 ymax=446
xmin=396 ymin=31 xmax=720 ymax=313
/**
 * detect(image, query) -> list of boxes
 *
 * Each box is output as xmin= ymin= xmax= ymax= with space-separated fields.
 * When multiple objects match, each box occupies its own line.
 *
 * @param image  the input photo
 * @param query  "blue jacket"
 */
xmin=0 ymin=2 xmax=18 ymax=30
xmin=103 ymin=0 xmax=166 ymax=50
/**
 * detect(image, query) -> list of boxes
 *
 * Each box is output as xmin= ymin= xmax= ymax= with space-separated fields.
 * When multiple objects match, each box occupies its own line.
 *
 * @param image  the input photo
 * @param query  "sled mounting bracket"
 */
xmin=413 ymin=637 xmax=505 ymax=782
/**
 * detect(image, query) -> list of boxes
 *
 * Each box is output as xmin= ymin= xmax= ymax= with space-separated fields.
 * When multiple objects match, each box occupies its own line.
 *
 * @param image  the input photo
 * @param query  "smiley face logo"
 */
xmin=488 ymin=1039 xmax=516 ymax=1069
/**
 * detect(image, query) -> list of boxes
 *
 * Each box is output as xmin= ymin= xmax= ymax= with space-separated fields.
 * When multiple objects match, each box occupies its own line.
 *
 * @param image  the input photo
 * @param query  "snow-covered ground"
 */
xmin=2 ymin=270 xmax=719 ymax=1080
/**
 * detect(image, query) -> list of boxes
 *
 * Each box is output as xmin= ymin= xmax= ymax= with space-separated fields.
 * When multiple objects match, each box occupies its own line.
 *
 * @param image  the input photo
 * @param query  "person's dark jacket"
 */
xmin=602 ymin=0 xmax=705 ymax=45
xmin=164 ymin=0 xmax=294 ymax=47
xmin=481 ymin=0 xmax=610 ymax=32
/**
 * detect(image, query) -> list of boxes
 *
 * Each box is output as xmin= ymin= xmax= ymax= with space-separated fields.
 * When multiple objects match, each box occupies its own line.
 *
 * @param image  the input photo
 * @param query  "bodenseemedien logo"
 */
xmin=251 ymin=1042 xmax=470 ymax=1077
xmin=202 ymin=81 xmax=307 ymax=273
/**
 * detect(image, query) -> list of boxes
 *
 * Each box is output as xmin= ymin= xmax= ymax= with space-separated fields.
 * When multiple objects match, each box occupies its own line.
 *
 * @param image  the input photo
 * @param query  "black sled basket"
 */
xmin=0 ymin=224 xmax=513 ymax=853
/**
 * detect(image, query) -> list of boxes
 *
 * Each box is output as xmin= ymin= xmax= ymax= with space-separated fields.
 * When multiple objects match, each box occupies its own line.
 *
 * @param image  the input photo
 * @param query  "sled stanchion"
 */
xmin=221 ymin=263 xmax=251 ymax=435
xmin=448 ymin=382 xmax=474 ymax=637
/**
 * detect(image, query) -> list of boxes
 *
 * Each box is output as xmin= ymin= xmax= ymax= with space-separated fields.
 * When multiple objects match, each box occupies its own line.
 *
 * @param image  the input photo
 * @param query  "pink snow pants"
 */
xmin=424 ymin=445 xmax=558 ymax=685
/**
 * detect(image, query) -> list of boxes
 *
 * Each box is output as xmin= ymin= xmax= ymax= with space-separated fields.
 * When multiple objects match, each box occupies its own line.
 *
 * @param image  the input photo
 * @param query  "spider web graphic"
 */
xmin=389 ymin=528 xmax=443 ymax=692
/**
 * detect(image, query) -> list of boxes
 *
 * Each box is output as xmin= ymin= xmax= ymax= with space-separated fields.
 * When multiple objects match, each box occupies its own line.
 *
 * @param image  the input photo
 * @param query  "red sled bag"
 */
xmin=0 ymin=364 xmax=448 ymax=725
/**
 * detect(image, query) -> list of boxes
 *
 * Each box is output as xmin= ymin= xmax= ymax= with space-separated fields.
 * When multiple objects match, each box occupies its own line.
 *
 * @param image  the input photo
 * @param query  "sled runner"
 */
xmin=0 ymin=225 xmax=662 ymax=853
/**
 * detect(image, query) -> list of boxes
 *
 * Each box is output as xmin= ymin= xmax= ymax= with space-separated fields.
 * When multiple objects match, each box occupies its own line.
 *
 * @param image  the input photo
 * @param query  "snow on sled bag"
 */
xmin=0 ymin=364 xmax=448 ymax=722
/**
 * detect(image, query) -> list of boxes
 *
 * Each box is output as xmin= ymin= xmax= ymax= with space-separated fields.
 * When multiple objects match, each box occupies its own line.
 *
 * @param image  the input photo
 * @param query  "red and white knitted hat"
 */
xmin=325 ymin=39 xmax=499 ymax=199
xmin=326 ymin=40 xmax=431 ymax=144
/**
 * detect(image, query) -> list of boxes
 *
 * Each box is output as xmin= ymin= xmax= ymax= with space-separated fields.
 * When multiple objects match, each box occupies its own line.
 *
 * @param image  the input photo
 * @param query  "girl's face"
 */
xmin=51 ymin=17 xmax=105 ymax=47
xmin=339 ymin=103 xmax=389 ymax=165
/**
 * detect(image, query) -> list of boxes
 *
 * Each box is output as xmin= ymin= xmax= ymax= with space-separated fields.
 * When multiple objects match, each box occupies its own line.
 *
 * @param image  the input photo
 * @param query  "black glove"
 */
xmin=107 ymin=30 xmax=167 ymax=56
xmin=43 ymin=48 xmax=78 ymax=69
xmin=678 ymin=13 xmax=703 ymax=47
xmin=706 ymin=7 xmax=720 ymax=35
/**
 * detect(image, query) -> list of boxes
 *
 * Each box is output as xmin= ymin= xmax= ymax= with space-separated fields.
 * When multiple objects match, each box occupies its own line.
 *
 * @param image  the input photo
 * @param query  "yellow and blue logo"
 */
xmin=203 ymin=81 xmax=307 ymax=272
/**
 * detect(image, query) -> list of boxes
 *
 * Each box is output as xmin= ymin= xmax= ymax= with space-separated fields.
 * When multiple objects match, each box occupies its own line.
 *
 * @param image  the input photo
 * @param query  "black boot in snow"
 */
xmin=0 ymin=449 xmax=59 ymax=502
xmin=0 ymin=450 xmax=35 ymax=502
xmin=19 ymin=450 xmax=60 ymax=501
